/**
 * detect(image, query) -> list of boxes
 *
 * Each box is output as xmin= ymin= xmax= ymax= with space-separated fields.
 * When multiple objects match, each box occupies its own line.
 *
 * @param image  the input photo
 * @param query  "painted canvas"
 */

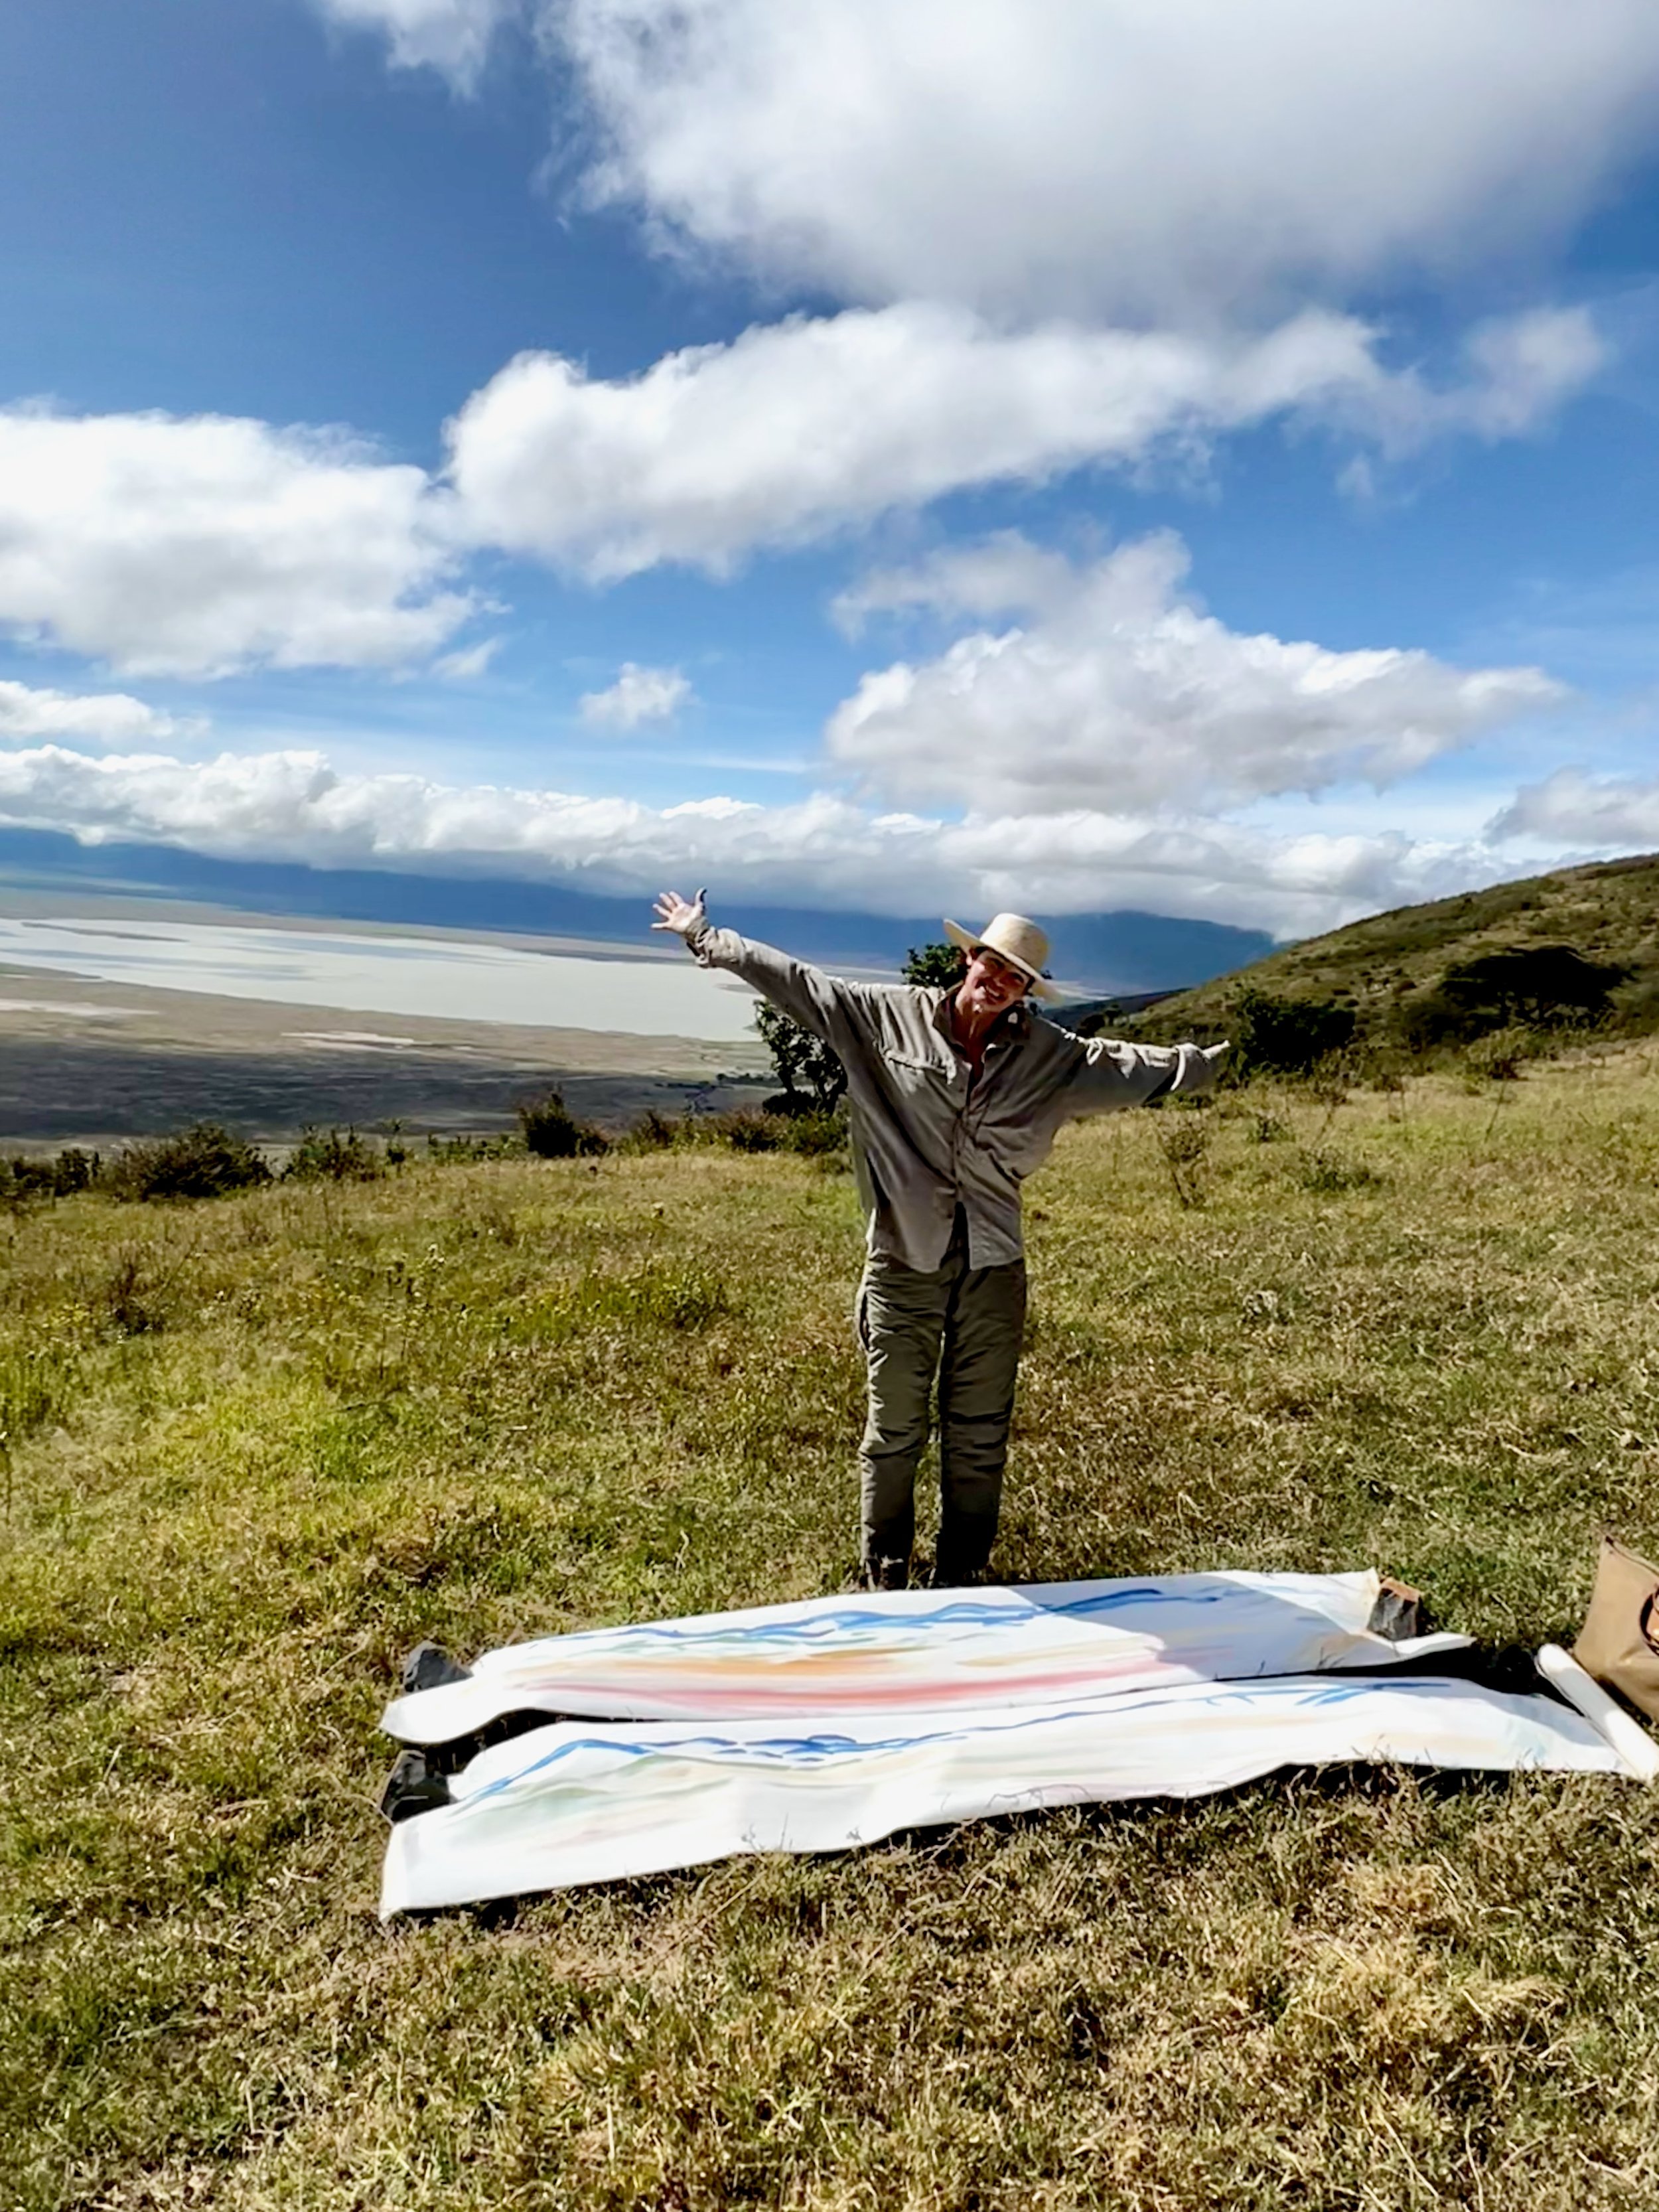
xmin=382 ymin=1568 xmax=1469 ymax=1742
xmin=381 ymin=1670 xmax=1624 ymax=1915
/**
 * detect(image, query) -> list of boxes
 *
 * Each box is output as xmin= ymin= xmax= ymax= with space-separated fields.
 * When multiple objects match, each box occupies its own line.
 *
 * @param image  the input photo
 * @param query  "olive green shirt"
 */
xmin=690 ymin=925 xmax=1219 ymax=1271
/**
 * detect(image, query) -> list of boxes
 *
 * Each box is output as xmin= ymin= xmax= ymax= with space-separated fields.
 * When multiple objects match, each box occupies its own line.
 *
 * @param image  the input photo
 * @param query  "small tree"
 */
xmin=1439 ymin=944 xmax=1629 ymax=1029
xmin=902 ymin=940 xmax=964 ymax=987
xmin=754 ymin=1003 xmax=847 ymax=1115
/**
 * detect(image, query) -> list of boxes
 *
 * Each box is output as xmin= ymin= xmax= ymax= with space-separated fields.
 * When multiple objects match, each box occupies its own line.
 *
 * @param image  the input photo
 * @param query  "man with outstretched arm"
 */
xmin=653 ymin=889 xmax=1229 ymax=1590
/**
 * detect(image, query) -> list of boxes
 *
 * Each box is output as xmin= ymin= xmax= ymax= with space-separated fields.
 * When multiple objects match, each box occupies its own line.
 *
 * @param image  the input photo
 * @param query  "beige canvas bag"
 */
xmin=1572 ymin=1536 xmax=1659 ymax=1723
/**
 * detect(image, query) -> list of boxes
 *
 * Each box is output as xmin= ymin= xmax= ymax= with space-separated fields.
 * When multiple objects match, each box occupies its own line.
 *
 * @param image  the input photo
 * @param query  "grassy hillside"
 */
xmin=5 ymin=1056 xmax=1659 ymax=2209
xmin=1127 ymin=851 xmax=1659 ymax=1045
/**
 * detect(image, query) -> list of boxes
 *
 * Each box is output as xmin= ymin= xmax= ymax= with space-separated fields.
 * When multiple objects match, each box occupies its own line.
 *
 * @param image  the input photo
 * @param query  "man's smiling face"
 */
xmin=956 ymin=945 xmax=1031 ymax=1025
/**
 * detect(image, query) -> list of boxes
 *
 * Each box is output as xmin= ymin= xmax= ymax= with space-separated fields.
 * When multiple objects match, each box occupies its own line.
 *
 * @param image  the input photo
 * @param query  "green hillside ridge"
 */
xmin=4 ymin=1059 xmax=1659 ymax=2207
xmin=1124 ymin=850 xmax=1659 ymax=1050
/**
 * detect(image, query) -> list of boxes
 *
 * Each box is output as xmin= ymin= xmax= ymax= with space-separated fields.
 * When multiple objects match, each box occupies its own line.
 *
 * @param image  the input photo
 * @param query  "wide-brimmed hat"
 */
xmin=942 ymin=913 xmax=1061 ymax=1000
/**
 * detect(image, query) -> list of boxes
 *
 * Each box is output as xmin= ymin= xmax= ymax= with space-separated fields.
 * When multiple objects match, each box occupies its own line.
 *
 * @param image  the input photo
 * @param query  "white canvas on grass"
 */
xmin=382 ymin=1569 xmax=1469 ymax=1741
xmin=380 ymin=1670 xmax=1624 ymax=1915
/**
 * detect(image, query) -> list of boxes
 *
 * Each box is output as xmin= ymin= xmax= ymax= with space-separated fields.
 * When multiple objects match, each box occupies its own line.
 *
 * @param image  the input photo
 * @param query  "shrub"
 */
xmin=708 ymin=1108 xmax=786 ymax=1153
xmin=1465 ymin=1027 xmax=1548 ymax=1083
xmin=518 ymin=1090 xmax=610 ymax=1159
xmin=775 ymin=1108 xmax=849 ymax=1157
xmin=284 ymin=1126 xmax=386 ymax=1182
xmin=1290 ymin=1147 xmax=1382 ymax=1193
xmin=104 ymin=1124 xmax=271 ymax=1203
xmin=0 ymin=1147 xmax=99 ymax=1205
xmin=1391 ymin=986 xmax=1484 ymax=1053
xmin=425 ymin=1131 xmax=518 ymax=1162
xmin=627 ymin=1108 xmax=681 ymax=1149
xmin=1609 ymin=973 xmax=1659 ymax=1036
xmin=1234 ymin=989 xmax=1356 ymax=1076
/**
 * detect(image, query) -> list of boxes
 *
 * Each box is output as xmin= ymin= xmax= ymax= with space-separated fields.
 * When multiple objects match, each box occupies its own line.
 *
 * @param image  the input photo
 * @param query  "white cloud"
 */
xmin=1324 ymin=307 xmax=1608 ymax=459
xmin=1488 ymin=767 xmax=1659 ymax=848
xmin=549 ymin=0 xmax=1659 ymax=321
xmin=0 ymin=679 xmax=192 ymax=747
xmin=0 ymin=315 xmax=1599 ymax=670
xmin=826 ymin=534 xmax=1563 ymax=812
xmin=431 ymin=637 xmax=505 ymax=681
xmin=579 ymin=662 xmax=693 ymax=728
xmin=448 ymin=303 xmax=1593 ymax=579
xmin=0 ymin=407 xmax=471 ymax=678
xmin=314 ymin=0 xmax=520 ymax=88
xmin=325 ymin=3 xmax=1659 ymax=321
xmin=832 ymin=536 xmax=1080 ymax=634
xmin=0 ymin=736 xmax=1579 ymax=941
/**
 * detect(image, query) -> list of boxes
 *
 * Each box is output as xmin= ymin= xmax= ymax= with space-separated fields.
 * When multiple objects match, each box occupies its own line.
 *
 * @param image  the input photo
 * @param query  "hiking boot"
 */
xmin=1368 ymin=1579 xmax=1427 ymax=1641
xmin=861 ymin=1556 xmax=910 ymax=1593
xmin=399 ymin=1641 xmax=472 ymax=1695
xmin=928 ymin=1562 xmax=987 ymax=1590
xmin=378 ymin=1749 xmax=453 ymax=1824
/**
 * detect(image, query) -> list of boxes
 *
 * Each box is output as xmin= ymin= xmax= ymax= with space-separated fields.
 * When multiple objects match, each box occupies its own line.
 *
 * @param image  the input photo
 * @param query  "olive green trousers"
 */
xmin=855 ymin=1223 xmax=1027 ymax=1587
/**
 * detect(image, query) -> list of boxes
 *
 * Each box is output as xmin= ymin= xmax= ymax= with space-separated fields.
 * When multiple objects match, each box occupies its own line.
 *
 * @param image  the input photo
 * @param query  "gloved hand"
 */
xmin=652 ymin=887 xmax=708 ymax=940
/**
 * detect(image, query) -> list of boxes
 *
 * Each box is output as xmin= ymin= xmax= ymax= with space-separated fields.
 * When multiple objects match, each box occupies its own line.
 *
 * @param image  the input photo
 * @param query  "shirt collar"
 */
xmin=931 ymin=988 xmax=1032 ymax=1051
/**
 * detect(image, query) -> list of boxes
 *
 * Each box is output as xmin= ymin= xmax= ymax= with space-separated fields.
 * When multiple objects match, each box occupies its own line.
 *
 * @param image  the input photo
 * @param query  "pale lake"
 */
xmin=0 ymin=915 xmax=761 ymax=1044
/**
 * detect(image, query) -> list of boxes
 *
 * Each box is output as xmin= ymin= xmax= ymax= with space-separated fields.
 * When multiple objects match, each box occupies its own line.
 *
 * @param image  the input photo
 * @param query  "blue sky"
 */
xmin=3 ymin=0 xmax=1659 ymax=940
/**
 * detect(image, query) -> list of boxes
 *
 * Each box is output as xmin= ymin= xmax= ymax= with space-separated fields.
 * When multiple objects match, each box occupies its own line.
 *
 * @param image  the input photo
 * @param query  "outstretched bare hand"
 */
xmin=652 ymin=887 xmax=708 ymax=939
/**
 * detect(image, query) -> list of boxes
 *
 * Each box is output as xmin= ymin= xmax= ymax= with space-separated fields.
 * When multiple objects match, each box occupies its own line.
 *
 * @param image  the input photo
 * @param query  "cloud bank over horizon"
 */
xmin=0 ymin=730 xmax=1620 ymax=944
xmin=0 ymin=500 xmax=1593 ymax=939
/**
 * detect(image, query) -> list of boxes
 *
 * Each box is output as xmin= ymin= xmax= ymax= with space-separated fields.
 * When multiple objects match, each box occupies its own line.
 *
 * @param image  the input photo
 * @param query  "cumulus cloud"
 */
xmin=0 ymin=737 xmax=1573 ymax=941
xmin=826 ymin=534 xmax=1563 ymax=813
xmin=1488 ymin=767 xmax=1659 ymax=847
xmin=323 ymin=2 xmax=1659 ymax=319
xmin=579 ymin=662 xmax=693 ymax=727
xmin=448 ymin=304 xmax=1595 ymax=579
xmin=314 ymin=0 xmax=520 ymax=87
xmin=547 ymin=0 xmax=1659 ymax=322
xmin=0 ymin=679 xmax=192 ymax=747
xmin=0 ymin=407 xmax=470 ymax=678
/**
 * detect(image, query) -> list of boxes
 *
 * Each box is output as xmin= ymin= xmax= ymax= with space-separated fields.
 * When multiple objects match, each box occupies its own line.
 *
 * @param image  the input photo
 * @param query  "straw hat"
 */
xmin=942 ymin=913 xmax=1061 ymax=1000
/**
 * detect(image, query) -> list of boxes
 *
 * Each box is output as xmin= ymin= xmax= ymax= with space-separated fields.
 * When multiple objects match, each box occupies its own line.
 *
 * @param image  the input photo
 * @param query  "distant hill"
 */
xmin=1129 ymin=853 xmax=1659 ymax=1046
xmin=0 ymin=828 xmax=1272 ymax=996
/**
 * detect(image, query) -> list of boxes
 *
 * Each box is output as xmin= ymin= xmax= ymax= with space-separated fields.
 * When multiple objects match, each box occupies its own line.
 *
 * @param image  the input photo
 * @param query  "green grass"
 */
xmin=5 ymin=1052 xmax=1659 ymax=2209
